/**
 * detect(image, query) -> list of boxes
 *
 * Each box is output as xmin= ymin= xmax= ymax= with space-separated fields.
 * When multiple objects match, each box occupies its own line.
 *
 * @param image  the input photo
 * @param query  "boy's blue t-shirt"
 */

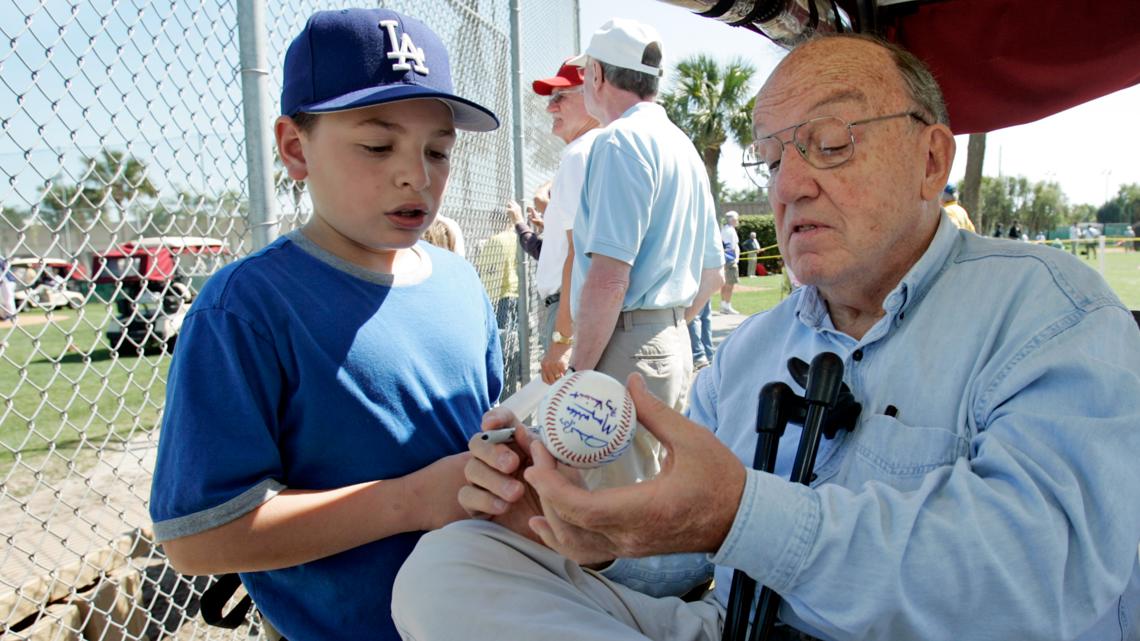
xmin=149 ymin=232 xmax=503 ymax=639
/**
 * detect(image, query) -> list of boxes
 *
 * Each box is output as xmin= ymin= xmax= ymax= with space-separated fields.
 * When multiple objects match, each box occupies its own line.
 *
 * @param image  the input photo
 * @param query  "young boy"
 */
xmin=148 ymin=9 xmax=502 ymax=639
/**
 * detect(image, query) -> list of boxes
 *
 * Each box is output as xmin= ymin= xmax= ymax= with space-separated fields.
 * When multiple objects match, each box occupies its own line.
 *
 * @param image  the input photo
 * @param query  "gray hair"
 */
xmin=596 ymin=60 xmax=660 ymax=100
xmin=803 ymin=33 xmax=949 ymax=126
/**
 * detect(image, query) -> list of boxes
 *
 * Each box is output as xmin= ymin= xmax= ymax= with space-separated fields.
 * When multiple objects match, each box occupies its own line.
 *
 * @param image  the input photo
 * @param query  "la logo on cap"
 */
xmin=379 ymin=19 xmax=429 ymax=74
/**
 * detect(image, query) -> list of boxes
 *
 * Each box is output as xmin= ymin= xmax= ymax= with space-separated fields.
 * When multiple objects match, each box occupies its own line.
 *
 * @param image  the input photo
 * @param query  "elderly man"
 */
xmin=565 ymin=18 xmax=722 ymax=488
xmin=719 ymin=210 xmax=742 ymax=313
xmin=506 ymin=59 xmax=602 ymax=382
xmin=939 ymin=183 xmax=975 ymax=232
xmin=393 ymin=34 xmax=1140 ymax=641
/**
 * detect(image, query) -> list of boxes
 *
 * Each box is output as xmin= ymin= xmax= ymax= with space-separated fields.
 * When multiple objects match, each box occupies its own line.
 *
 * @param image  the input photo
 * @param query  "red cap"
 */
xmin=532 ymin=58 xmax=585 ymax=96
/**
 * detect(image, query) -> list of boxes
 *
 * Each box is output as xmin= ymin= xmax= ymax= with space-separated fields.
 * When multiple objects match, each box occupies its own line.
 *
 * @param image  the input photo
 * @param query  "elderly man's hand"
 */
xmin=459 ymin=408 xmax=547 ymax=543
xmin=523 ymin=373 xmax=747 ymax=564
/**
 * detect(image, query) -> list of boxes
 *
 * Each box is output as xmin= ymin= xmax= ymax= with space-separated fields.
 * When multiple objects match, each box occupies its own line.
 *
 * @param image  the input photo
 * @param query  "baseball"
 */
xmin=536 ymin=370 xmax=636 ymax=468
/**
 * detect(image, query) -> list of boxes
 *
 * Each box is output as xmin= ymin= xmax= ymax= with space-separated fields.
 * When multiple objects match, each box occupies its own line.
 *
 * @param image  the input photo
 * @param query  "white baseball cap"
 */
xmin=725 ymin=210 xmax=739 ymax=219
xmin=568 ymin=18 xmax=664 ymax=77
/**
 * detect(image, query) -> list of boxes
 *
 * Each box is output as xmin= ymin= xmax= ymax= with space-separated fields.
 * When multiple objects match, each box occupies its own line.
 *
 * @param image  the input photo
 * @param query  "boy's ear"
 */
xmin=275 ymin=116 xmax=309 ymax=181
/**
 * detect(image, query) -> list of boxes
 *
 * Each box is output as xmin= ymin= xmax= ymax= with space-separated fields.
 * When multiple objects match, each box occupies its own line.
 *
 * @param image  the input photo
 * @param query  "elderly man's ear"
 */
xmin=919 ymin=124 xmax=956 ymax=202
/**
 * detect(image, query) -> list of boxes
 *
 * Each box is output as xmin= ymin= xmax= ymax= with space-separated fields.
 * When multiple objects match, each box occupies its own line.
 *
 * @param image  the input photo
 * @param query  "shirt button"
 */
xmin=852 ymin=349 xmax=863 ymax=361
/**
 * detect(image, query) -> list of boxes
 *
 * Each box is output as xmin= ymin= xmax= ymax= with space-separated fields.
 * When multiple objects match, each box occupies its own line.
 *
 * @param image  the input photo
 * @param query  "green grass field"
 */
xmin=1 ymin=249 xmax=1137 ymax=478
xmin=0 ymin=303 xmax=171 ymax=474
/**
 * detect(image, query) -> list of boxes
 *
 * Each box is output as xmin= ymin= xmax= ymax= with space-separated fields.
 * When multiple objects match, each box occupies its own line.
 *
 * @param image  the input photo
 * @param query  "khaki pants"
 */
xmin=582 ymin=307 xmax=692 ymax=490
xmin=392 ymin=520 xmax=723 ymax=641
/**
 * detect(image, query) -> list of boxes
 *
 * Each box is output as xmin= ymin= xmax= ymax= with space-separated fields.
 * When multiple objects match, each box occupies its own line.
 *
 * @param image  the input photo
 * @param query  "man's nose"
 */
xmin=770 ymin=143 xmax=819 ymax=204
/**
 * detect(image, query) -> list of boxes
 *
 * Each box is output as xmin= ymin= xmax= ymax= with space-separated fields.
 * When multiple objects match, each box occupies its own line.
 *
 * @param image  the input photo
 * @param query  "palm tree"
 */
xmin=661 ymin=55 xmax=756 ymax=207
xmin=82 ymin=149 xmax=158 ymax=223
xmin=36 ymin=180 xmax=100 ymax=230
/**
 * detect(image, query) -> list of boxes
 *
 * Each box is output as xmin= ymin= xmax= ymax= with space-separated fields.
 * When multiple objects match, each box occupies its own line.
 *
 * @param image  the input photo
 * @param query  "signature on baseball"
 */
xmin=562 ymin=391 xmax=623 ymax=449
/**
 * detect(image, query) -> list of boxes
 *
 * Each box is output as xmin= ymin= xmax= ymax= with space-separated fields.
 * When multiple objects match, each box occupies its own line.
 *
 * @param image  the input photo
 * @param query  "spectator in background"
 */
xmin=740 ymin=230 xmax=760 ymax=278
xmin=0 ymin=257 xmax=16 ymax=322
xmin=563 ymin=18 xmax=722 ymax=489
xmin=526 ymin=58 xmax=603 ymax=382
xmin=422 ymin=218 xmax=459 ymax=253
xmin=993 ymin=222 xmax=1004 ymax=238
xmin=687 ymin=300 xmax=714 ymax=370
xmin=1008 ymin=219 xmax=1023 ymax=241
xmin=1125 ymin=224 xmax=1136 ymax=251
xmin=506 ymin=181 xmax=550 ymax=261
xmin=939 ymin=183 xmax=975 ymax=232
xmin=434 ymin=214 xmax=466 ymax=258
xmin=477 ymin=224 xmax=519 ymax=330
xmin=1085 ymin=224 xmax=1099 ymax=259
xmin=506 ymin=198 xmax=543 ymax=261
xmin=719 ymin=210 xmax=741 ymax=314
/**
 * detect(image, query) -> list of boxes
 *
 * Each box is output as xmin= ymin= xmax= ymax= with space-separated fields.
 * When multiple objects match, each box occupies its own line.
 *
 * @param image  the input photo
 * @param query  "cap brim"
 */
xmin=298 ymin=84 xmax=499 ymax=132
xmin=532 ymin=76 xmax=577 ymax=96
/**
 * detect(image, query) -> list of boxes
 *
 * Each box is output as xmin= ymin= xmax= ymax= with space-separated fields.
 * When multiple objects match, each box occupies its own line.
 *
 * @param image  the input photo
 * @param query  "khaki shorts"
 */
xmin=724 ymin=261 xmax=739 ymax=285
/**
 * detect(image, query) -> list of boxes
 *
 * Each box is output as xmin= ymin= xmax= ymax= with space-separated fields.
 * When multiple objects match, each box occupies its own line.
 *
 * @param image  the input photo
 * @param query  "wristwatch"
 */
xmin=552 ymin=330 xmax=574 ymax=346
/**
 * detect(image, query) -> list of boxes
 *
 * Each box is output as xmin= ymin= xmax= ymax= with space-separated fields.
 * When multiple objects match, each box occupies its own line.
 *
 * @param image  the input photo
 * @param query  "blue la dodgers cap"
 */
xmin=281 ymin=8 xmax=499 ymax=132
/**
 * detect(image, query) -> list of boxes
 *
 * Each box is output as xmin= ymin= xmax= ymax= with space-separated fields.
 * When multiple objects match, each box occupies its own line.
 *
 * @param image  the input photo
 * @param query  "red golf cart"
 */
xmin=91 ymin=236 xmax=229 ymax=355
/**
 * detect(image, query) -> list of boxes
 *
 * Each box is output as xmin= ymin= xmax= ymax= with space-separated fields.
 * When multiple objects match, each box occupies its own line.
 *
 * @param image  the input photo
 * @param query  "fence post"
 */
xmin=237 ymin=0 xmax=279 ymax=251
xmin=509 ymin=0 xmax=532 ymax=382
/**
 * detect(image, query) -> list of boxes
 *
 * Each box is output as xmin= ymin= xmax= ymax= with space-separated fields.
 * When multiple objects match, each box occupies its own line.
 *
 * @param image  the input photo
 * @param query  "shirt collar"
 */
xmin=795 ymin=212 xmax=960 ymax=334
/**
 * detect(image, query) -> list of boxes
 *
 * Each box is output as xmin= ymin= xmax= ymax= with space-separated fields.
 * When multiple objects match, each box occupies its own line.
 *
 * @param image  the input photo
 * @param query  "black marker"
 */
xmin=885 ymin=405 xmax=899 ymax=418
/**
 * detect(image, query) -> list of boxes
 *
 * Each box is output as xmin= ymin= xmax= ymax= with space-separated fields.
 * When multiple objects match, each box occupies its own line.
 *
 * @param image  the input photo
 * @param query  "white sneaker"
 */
xmin=720 ymin=302 xmax=740 ymax=315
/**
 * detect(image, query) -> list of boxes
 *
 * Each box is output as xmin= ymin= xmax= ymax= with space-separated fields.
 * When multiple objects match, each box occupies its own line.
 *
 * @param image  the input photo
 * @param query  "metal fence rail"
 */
xmin=0 ymin=0 xmax=577 ymax=637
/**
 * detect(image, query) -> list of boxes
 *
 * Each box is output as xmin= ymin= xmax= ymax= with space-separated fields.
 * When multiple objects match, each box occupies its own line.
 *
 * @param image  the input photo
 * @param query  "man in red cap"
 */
xmin=506 ymin=58 xmax=601 ymax=383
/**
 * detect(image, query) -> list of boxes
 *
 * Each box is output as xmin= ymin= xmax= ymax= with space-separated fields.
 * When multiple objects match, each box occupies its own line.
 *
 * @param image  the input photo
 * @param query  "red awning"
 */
xmin=848 ymin=0 xmax=1140 ymax=133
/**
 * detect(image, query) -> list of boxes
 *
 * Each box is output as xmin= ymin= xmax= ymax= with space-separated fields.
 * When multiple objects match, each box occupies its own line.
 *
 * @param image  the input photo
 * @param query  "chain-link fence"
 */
xmin=1 ymin=0 xmax=577 ymax=637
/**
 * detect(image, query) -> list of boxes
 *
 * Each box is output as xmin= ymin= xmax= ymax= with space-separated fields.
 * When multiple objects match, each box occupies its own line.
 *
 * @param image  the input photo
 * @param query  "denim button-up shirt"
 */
xmin=610 ymin=214 xmax=1140 ymax=640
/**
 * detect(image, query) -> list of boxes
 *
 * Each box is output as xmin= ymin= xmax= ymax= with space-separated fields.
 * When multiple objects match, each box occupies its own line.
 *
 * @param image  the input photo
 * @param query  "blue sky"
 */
xmin=580 ymin=0 xmax=1140 ymax=207
xmin=2 ymin=1 xmax=1135 ymax=213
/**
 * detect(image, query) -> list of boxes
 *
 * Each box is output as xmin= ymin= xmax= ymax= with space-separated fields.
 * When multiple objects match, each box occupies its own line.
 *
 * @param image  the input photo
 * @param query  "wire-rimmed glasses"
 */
xmin=742 ymin=111 xmax=930 ymax=187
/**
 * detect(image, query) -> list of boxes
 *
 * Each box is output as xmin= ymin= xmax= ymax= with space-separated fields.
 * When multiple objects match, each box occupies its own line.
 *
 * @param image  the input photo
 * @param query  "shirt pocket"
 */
xmin=835 ymin=414 xmax=969 ymax=493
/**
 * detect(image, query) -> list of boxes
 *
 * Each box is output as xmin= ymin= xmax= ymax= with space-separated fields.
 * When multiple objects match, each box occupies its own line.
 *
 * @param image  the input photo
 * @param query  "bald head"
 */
xmin=756 ymin=34 xmax=948 ymax=136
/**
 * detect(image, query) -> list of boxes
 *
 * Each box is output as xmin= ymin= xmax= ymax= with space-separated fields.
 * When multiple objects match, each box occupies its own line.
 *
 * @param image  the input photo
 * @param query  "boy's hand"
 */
xmin=415 ymin=452 xmax=475 ymax=531
xmin=459 ymin=408 xmax=544 ymax=542
xmin=524 ymin=373 xmax=747 ymax=563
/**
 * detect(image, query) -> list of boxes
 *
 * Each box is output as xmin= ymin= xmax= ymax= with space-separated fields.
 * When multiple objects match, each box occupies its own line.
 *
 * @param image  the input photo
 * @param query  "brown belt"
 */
xmin=616 ymin=307 xmax=684 ymax=331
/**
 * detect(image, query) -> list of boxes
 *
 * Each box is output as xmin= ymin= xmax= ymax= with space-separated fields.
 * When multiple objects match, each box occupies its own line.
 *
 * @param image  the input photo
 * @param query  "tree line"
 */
xmin=0 ymin=150 xmax=247 ymax=237
xmin=977 ymin=177 xmax=1139 ymax=236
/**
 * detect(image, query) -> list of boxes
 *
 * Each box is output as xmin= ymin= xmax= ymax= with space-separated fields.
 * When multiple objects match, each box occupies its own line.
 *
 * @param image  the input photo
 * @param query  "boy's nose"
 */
xmin=396 ymin=156 xmax=431 ymax=191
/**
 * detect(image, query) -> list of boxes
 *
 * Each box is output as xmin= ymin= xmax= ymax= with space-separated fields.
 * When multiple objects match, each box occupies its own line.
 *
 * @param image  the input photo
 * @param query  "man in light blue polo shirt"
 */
xmin=565 ymin=18 xmax=724 ymax=490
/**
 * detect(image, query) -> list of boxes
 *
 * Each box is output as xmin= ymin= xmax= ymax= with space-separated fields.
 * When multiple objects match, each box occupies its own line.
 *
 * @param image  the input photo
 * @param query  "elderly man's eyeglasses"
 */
xmin=742 ymin=111 xmax=930 ymax=187
xmin=547 ymin=87 xmax=583 ymax=106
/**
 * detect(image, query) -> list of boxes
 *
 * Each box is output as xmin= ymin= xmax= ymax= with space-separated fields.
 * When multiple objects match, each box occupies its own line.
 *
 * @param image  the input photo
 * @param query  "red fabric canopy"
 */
xmin=860 ymin=0 xmax=1140 ymax=133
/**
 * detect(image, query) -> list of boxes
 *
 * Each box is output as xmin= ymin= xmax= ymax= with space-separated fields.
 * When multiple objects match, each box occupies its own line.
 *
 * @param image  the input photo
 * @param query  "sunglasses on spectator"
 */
xmin=547 ymin=87 xmax=583 ymax=106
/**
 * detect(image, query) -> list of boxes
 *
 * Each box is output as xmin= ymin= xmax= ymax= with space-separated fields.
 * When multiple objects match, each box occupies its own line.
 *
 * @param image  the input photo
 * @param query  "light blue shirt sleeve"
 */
xmin=580 ymin=135 xmax=653 ymax=265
